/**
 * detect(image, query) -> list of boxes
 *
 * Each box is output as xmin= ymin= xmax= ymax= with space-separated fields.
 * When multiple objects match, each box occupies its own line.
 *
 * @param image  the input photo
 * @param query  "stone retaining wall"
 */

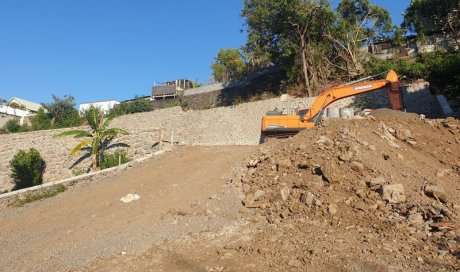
xmin=0 ymin=113 xmax=17 ymax=127
xmin=0 ymin=97 xmax=352 ymax=192
xmin=0 ymin=81 xmax=438 ymax=192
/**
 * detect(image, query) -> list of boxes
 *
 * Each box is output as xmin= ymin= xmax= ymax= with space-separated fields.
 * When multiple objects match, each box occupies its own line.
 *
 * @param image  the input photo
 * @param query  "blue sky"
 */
xmin=0 ymin=0 xmax=410 ymax=105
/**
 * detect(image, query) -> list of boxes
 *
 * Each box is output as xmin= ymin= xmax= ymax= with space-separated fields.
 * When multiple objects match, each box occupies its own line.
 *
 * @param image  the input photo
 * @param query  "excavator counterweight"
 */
xmin=260 ymin=70 xmax=402 ymax=141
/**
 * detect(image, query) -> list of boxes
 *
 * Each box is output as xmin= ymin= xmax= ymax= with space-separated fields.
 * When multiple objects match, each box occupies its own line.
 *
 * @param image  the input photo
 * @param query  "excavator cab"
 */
xmin=260 ymin=70 xmax=402 ymax=142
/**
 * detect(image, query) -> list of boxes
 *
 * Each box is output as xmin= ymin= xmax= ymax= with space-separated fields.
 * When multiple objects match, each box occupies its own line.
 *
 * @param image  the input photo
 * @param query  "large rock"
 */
xmin=328 ymin=203 xmax=338 ymax=215
xmin=380 ymin=184 xmax=406 ymax=204
xmin=424 ymin=184 xmax=448 ymax=203
xmin=321 ymin=160 xmax=339 ymax=183
xmin=278 ymin=186 xmax=290 ymax=202
xmin=253 ymin=190 xmax=265 ymax=201
xmin=408 ymin=213 xmax=424 ymax=226
xmin=395 ymin=128 xmax=412 ymax=141
xmin=243 ymin=194 xmax=256 ymax=207
xmin=300 ymin=191 xmax=315 ymax=207
xmin=368 ymin=176 xmax=386 ymax=188
xmin=350 ymin=161 xmax=365 ymax=172
xmin=277 ymin=158 xmax=292 ymax=169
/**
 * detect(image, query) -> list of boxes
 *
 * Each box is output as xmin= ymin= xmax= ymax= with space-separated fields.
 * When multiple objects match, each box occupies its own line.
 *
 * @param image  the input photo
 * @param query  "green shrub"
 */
xmin=30 ymin=108 xmax=52 ymax=130
xmin=10 ymin=148 xmax=46 ymax=191
xmin=43 ymin=95 xmax=83 ymax=128
xmin=179 ymin=98 xmax=188 ymax=109
xmin=365 ymin=51 xmax=460 ymax=99
xmin=422 ymin=52 xmax=460 ymax=98
xmin=3 ymin=119 xmax=22 ymax=133
xmin=109 ymin=98 xmax=153 ymax=117
xmin=100 ymin=149 xmax=130 ymax=169
xmin=54 ymin=109 xmax=83 ymax=128
xmin=232 ymin=96 xmax=244 ymax=106
xmin=82 ymin=106 xmax=103 ymax=124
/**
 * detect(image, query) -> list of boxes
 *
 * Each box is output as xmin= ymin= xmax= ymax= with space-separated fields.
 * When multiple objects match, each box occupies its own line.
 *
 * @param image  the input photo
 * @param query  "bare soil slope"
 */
xmin=0 ymin=146 xmax=256 ymax=272
xmin=72 ymin=111 xmax=460 ymax=272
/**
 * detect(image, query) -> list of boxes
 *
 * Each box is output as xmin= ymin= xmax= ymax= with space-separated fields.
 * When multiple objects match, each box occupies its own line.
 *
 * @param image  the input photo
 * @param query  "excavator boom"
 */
xmin=261 ymin=70 xmax=402 ymax=139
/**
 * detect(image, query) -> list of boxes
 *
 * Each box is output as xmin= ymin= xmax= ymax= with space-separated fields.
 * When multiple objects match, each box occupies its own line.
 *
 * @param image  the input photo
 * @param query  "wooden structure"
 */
xmin=152 ymin=79 xmax=194 ymax=100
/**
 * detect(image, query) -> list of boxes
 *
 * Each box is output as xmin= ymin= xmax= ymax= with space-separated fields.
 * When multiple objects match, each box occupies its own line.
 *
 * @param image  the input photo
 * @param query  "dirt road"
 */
xmin=0 ymin=146 xmax=256 ymax=272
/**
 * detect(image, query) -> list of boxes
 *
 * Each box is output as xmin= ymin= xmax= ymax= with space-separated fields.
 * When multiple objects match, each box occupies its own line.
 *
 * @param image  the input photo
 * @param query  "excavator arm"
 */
xmin=304 ymin=70 xmax=401 ymax=122
xmin=260 ymin=70 xmax=402 ymax=139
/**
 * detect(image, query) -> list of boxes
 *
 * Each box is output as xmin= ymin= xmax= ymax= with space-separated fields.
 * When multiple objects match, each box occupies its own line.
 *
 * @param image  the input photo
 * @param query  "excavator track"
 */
xmin=260 ymin=131 xmax=302 ymax=143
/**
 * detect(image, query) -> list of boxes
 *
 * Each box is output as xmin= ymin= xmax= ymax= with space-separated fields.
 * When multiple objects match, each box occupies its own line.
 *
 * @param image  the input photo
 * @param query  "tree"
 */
xmin=30 ymin=107 xmax=52 ymax=131
xmin=403 ymin=0 xmax=460 ymax=48
xmin=108 ymin=97 xmax=153 ymax=117
xmin=242 ymin=0 xmax=335 ymax=96
xmin=211 ymin=48 xmax=246 ymax=83
xmin=43 ymin=95 xmax=83 ymax=128
xmin=327 ymin=0 xmax=392 ymax=78
xmin=54 ymin=107 xmax=129 ymax=171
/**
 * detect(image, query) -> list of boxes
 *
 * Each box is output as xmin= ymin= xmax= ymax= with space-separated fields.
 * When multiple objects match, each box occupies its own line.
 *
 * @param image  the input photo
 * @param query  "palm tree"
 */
xmin=54 ymin=107 xmax=129 ymax=170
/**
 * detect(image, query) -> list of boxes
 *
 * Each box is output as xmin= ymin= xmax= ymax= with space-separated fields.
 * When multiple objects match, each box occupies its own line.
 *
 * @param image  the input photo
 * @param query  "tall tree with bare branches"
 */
xmin=242 ymin=0 xmax=334 ymax=96
xmin=326 ymin=0 xmax=392 ymax=78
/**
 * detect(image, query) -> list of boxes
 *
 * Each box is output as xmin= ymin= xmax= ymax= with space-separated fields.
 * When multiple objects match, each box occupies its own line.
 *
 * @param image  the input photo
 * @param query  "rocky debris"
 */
xmin=243 ymin=194 xmax=255 ymax=207
xmin=300 ymin=192 xmax=315 ymax=207
xmin=247 ymin=158 xmax=260 ymax=168
xmin=327 ymin=203 xmax=338 ymax=215
xmin=253 ymin=190 xmax=265 ymax=201
xmin=367 ymin=176 xmax=386 ymax=188
xmin=350 ymin=161 xmax=365 ymax=172
xmin=424 ymin=184 xmax=448 ymax=203
xmin=278 ymin=186 xmax=290 ymax=202
xmin=395 ymin=127 xmax=413 ymax=141
xmin=380 ymin=184 xmax=406 ymax=204
xmin=408 ymin=213 xmax=424 ymax=226
xmin=236 ymin=112 xmax=460 ymax=271
xmin=373 ymin=121 xmax=421 ymax=149
xmin=320 ymin=160 xmax=339 ymax=183
xmin=374 ymin=122 xmax=400 ymax=148
xmin=120 ymin=193 xmax=141 ymax=203
xmin=277 ymin=158 xmax=293 ymax=170
xmin=70 ymin=110 xmax=460 ymax=272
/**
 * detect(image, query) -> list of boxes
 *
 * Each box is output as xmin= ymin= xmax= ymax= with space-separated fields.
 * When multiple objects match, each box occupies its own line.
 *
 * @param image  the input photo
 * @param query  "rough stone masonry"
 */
xmin=0 ymin=82 xmax=438 ymax=192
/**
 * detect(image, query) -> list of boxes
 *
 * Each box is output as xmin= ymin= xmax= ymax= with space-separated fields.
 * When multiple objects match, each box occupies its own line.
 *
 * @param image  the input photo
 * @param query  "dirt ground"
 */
xmin=1 ymin=110 xmax=459 ymax=272
xmin=0 ymin=146 xmax=256 ymax=272
xmin=71 ymin=111 xmax=460 ymax=272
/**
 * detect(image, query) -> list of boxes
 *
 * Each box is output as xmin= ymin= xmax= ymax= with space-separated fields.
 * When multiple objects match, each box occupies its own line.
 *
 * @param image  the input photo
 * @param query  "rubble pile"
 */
xmin=234 ymin=110 xmax=460 ymax=270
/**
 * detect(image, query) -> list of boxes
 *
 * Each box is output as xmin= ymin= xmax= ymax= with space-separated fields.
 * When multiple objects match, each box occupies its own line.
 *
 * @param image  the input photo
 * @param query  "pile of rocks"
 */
xmin=232 ymin=110 xmax=459 ymax=268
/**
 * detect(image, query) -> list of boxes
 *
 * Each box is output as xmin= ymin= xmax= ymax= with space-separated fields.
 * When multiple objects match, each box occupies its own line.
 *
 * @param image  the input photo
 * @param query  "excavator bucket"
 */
xmin=386 ymin=70 xmax=403 ymax=111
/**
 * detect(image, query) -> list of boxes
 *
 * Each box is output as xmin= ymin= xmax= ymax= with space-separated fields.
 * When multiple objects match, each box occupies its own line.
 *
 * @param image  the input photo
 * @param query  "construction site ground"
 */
xmin=0 ymin=146 xmax=256 ymax=272
xmin=1 ymin=110 xmax=459 ymax=272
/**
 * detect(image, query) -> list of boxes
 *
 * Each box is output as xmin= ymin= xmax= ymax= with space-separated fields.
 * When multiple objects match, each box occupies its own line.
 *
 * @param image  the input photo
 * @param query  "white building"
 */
xmin=0 ymin=105 xmax=34 ymax=127
xmin=79 ymin=100 xmax=120 ymax=114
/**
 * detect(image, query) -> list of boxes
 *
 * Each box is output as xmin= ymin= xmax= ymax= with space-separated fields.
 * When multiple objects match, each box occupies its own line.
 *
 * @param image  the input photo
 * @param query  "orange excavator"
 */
xmin=260 ymin=70 xmax=402 ymax=140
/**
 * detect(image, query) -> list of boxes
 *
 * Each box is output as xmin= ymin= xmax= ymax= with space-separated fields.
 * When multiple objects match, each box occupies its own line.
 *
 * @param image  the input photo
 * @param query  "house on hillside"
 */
xmin=0 ymin=105 xmax=35 ymax=127
xmin=79 ymin=100 xmax=120 ymax=114
xmin=368 ymin=32 xmax=458 ymax=60
xmin=7 ymin=97 xmax=43 ymax=113
xmin=152 ymin=79 xmax=194 ymax=100
xmin=0 ymin=97 xmax=43 ymax=127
